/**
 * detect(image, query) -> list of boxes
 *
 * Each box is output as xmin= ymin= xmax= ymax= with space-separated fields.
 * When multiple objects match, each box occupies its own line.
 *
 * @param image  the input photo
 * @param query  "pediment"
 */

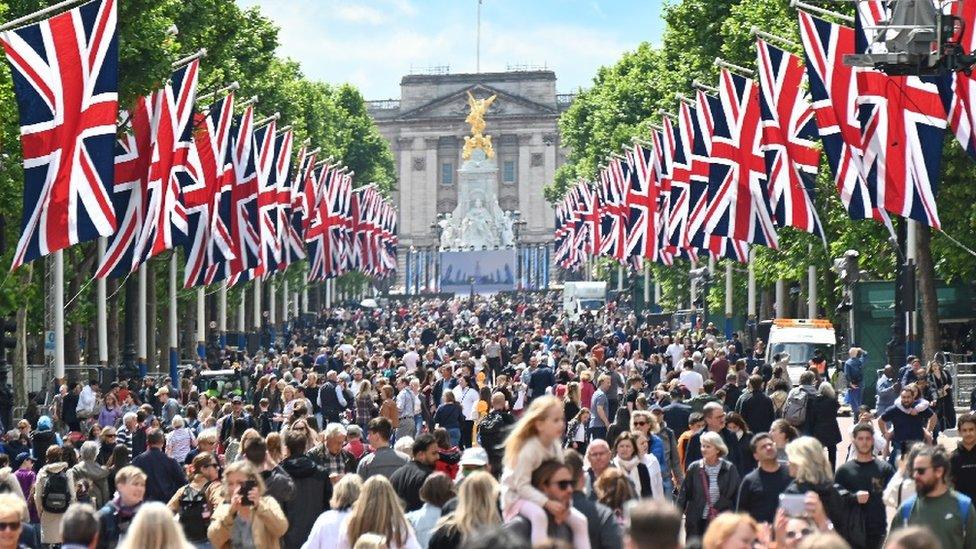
xmin=396 ymin=84 xmax=557 ymax=121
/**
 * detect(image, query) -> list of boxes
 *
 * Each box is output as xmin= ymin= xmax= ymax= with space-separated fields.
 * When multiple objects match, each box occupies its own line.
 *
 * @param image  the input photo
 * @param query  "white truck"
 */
xmin=563 ymin=281 xmax=608 ymax=320
xmin=765 ymin=319 xmax=837 ymax=384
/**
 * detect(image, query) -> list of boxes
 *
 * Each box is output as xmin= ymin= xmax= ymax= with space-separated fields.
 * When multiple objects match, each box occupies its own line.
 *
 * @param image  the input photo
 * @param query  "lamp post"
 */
xmin=509 ymin=210 xmax=527 ymax=291
xmin=430 ymin=214 xmax=444 ymax=294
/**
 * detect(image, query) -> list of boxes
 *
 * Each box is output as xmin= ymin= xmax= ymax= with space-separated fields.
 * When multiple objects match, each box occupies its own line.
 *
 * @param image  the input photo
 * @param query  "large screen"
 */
xmin=439 ymin=249 xmax=516 ymax=294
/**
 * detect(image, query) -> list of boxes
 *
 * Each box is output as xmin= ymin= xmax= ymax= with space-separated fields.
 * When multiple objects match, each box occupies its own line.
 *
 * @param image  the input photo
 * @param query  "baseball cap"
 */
xmin=231 ymin=395 xmax=243 ymax=404
xmin=459 ymin=447 xmax=489 ymax=467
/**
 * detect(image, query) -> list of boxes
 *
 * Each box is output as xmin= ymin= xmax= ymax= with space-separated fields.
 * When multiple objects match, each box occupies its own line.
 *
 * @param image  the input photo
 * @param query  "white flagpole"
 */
xmin=169 ymin=253 xmax=178 ymax=379
xmin=808 ymin=244 xmax=817 ymax=318
xmin=725 ymin=262 xmax=734 ymax=338
xmin=747 ymin=249 xmax=757 ymax=320
xmin=268 ymin=276 xmax=277 ymax=345
xmin=301 ymin=265 xmax=310 ymax=314
xmin=96 ymin=238 xmax=108 ymax=365
xmin=282 ymin=279 xmax=290 ymax=325
xmin=53 ymin=250 xmax=65 ymax=380
xmin=218 ymin=283 xmax=227 ymax=348
xmin=253 ymin=278 xmax=262 ymax=344
xmin=137 ymin=263 xmax=147 ymax=370
xmin=196 ymin=287 xmax=206 ymax=359
xmin=237 ymin=286 xmax=245 ymax=348
xmin=775 ymin=279 xmax=786 ymax=318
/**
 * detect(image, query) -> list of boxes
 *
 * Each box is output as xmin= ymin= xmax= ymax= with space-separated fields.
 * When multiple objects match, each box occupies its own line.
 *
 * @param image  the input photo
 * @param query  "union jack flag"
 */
xmin=598 ymin=157 xmax=629 ymax=260
xmin=182 ymin=93 xmax=237 ymax=287
xmin=755 ymin=39 xmax=824 ymax=239
xmin=704 ymin=69 xmax=779 ymax=249
xmin=623 ymin=143 xmax=660 ymax=263
xmin=133 ymin=60 xmax=199 ymax=264
xmin=1 ymin=0 xmax=118 ymax=269
xmin=798 ymin=10 xmax=877 ymax=221
xmin=226 ymin=106 xmax=260 ymax=285
xmin=253 ymin=118 xmax=279 ymax=277
xmin=278 ymin=140 xmax=307 ymax=270
xmin=650 ymin=129 xmax=674 ymax=266
xmin=97 ymin=101 xmax=149 ymax=279
xmin=307 ymin=168 xmax=351 ymax=280
xmin=662 ymin=114 xmax=692 ymax=258
xmin=855 ymin=2 xmax=948 ymax=229
xmin=576 ymin=180 xmax=601 ymax=257
xmin=949 ymin=0 xmax=976 ymax=158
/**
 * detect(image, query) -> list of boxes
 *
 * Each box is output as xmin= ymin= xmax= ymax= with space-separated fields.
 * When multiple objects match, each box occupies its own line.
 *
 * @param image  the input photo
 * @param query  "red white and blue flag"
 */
xmin=598 ymin=157 xmax=629 ymax=260
xmin=755 ymin=38 xmax=824 ymax=239
xmin=949 ymin=0 xmax=976 ymax=159
xmin=798 ymin=10 xmax=877 ymax=221
xmin=253 ymin=117 xmax=279 ymax=277
xmin=133 ymin=60 xmax=199 ymax=264
xmin=704 ymin=69 xmax=779 ymax=249
xmin=1 ymin=0 xmax=118 ymax=269
xmin=226 ymin=106 xmax=260 ymax=285
xmin=624 ymin=143 xmax=660 ymax=264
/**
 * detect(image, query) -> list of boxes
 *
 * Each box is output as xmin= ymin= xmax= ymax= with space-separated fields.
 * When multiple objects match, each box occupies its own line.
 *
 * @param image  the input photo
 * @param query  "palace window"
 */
xmin=441 ymin=162 xmax=454 ymax=185
xmin=503 ymin=159 xmax=517 ymax=184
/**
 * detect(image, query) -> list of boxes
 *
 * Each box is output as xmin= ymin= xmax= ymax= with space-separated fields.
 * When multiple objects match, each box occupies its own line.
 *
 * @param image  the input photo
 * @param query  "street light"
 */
xmin=508 ymin=210 xmax=527 ymax=291
xmin=689 ymin=267 xmax=712 ymax=325
xmin=430 ymin=215 xmax=445 ymax=293
xmin=832 ymin=249 xmax=860 ymax=347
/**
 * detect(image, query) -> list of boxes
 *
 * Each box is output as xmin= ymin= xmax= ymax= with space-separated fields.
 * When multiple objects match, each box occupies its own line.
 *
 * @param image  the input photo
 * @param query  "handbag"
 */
xmin=699 ymin=465 xmax=720 ymax=520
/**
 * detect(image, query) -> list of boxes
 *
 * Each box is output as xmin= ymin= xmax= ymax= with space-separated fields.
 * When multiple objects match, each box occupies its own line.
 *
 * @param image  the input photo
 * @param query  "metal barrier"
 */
xmin=954 ymin=362 xmax=976 ymax=413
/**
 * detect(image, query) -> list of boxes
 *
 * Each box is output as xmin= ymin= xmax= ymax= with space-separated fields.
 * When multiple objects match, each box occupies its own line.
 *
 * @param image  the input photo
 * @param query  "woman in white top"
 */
xmin=165 ymin=415 xmax=196 ymax=464
xmin=301 ymin=475 xmax=363 ymax=549
xmin=611 ymin=432 xmax=663 ymax=500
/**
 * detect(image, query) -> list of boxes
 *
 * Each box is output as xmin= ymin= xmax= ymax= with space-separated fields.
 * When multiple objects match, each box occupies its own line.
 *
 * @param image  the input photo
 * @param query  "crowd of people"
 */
xmin=0 ymin=291 xmax=971 ymax=549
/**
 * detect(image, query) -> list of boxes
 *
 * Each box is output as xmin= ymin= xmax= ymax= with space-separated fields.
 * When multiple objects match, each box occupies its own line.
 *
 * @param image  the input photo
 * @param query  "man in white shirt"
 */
xmin=402 ymin=346 xmax=421 ymax=373
xmin=453 ymin=376 xmax=480 ymax=448
xmin=665 ymin=337 xmax=686 ymax=371
xmin=678 ymin=359 xmax=705 ymax=396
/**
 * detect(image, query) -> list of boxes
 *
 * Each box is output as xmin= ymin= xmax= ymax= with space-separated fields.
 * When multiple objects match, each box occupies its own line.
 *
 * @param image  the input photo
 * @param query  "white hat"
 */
xmin=459 ymin=447 xmax=489 ymax=467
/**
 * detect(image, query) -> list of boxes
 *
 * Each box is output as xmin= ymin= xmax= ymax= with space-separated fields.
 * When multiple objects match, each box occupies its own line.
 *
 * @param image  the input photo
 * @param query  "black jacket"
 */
xmin=572 ymin=491 xmax=623 ymax=549
xmin=805 ymin=395 xmax=843 ymax=446
xmin=528 ymin=367 xmax=556 ymax=400
xmin=389 ymin=460 xmax=433 ymax=512
xmin=678 ymin=459 xmax=741 ymax=522
xmin=131 ymin=447 xmax=187 ymax=503
xmin=784 ymin=480 xmax=849 ymax=538
xmin=663 ymin=401 xmax=693 ymax=435
xmin=736 ymin=391 xmax=776 ymax=435
xmin=279 ymin=456 xmax=332 ymax=548
xmin=685 ymin=428 xmax=744 ymax=474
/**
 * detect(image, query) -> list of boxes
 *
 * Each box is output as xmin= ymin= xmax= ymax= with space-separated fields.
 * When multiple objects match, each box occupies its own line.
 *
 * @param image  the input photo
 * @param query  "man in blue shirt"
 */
xmin=844 ymin=347 xmax=867 ymax=412
xmin=879 ymin=388 xmax=936 ymax=465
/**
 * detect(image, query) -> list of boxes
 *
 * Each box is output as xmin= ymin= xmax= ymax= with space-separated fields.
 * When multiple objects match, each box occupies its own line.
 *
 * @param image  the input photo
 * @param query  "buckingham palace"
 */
xmin=367 ymin=68 xmax=573 ymax=291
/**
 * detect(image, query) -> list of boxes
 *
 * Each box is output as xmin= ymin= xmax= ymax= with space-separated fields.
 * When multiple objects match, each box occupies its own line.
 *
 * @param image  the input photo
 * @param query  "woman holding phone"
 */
xmin=207 ymin=461 xmax=288 ymax=549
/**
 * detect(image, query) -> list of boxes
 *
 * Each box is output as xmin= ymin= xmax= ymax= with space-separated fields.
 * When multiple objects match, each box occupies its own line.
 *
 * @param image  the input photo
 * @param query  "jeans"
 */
xmin=447 ymin=427 xmax=461 ymax=447
xmin=414 ymin=415 xmax=424 ymax=435
xmin=847 ymin=385 xmax=862 ymax=411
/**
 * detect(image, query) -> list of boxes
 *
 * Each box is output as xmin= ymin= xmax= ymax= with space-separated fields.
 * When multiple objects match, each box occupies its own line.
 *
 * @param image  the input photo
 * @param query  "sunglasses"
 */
xmin=913 ymin=467 xmax=931 ymax=476
xmin=551 ymin=479 xmax=574 ymax=490
xmin=633 ymin=421 xmax=647 ymax=427
xmin=786 ymin=528 xmax=813 ymax=539
xmin=0 ymin=522 xmax=20 ymax=531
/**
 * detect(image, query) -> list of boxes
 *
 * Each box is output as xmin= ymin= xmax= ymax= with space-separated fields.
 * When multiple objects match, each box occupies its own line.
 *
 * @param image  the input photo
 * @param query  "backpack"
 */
xmin=783 ymin=387 xmax=810 ymax=427
xmin=478 ymin=412 xmax=509 ymax=450
xmin=900 ymin=492 xmax=971 ymax=534
xmin=178 ymin=482 xmax=213 ymax=541
xmin=41 ymin=469 xmax=71 ymax=513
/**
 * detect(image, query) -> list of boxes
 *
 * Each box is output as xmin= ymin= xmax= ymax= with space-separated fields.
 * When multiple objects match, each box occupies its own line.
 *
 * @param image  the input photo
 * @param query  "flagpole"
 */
xmin=790 ymin=0 xmax=855 ymax=24
xmin=282 ymin=278 xmax=289 ymax=328
xmin=218 ymin=283 xmax=227 ymax=349
xmin=0 ymin=0 xmax=88 ymax=32
xmin=692 ymin=80 xmax=719 ymax=94
xmin=237 ymin=286 xmax=246 ymax=349
xmin=196 ymin=287 xmax=206 ymax=359
xmin=172 ymin=48 xmax=207 ymax=70
xmin=714 ymin=57 xmax=755 ymax=77
xmin=96 ymin=238 xmax=108 ymax=366
xmin=196 ymin=82 xmax=239 ymax=105
xmin=751 ymin=26 xmax=802 ymax=50
xmin=53 ymin=250 xmax=65 ymax=381
xmin=138 ymin=263 xmax=147 ymax=375
xmin=775 ymin=278 xmax=786 ymax=318
xmin=808 ymin=243 xmax=818 ymax=318
xmin=725 ymin=262 xmax=734 ymax=339
xmin=643 ymin=263 xmax=651 ymax=311
xmin=302 ymin=265 xmax=310 ymax=314
xmin=268 ymin=276 xmax=277 ymax=346
xmin=169 ymin=253 xmax=179 ymax=383
xmin=253 ymin=278 xmax=262 ymax=349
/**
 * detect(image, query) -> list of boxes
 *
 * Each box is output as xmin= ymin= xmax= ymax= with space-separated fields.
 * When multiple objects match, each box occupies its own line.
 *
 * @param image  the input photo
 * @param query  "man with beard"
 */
xmin=893 ymin=445 xmax=976 ymax=549
xmin=836 ymin=423 xmax=894 ymax=549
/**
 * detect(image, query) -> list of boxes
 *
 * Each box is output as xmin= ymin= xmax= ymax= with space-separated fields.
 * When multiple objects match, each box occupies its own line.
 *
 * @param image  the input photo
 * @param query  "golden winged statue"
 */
xmin=462 ymin=91 xmax=497 ymax=160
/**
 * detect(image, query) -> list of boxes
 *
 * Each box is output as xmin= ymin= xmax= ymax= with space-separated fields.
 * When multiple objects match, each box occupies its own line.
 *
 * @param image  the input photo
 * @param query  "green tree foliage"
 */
xmin=550 ymin=0 xmax=976 ymax=319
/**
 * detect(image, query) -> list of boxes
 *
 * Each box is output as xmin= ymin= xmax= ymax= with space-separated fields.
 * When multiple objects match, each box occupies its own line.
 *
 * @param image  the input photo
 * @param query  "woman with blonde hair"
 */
xmin=782 ymin=436 xmax=848 ymax=539
xmin=301 ymin=474 xmax=364 ymax=549
xmin=117 ymin=501 xmax=193 ymax=549
xmin=428 ymin=471 xmax=501 ymax=548
xmin=500 ymin=395 xmax=589 ymax=549
xmin=337 ymin=475 xmax=419 ymax=548
xmin=701 ymin=512 xmax=759 ymax=549
xmin=207 ymin=461 xmax=288 ymax=549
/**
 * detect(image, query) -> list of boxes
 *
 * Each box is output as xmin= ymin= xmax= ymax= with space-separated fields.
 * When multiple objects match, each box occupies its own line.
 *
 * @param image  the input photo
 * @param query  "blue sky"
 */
xmin=235 ymin=0 xmax=666 ymax=99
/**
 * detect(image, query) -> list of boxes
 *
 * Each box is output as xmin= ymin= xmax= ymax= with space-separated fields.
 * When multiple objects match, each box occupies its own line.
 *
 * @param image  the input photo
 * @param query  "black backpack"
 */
xmin=478 ymin=412 xmax=509 ymax=450
xmin=178 ymin=482 xmax=212 ymax=541
xmin=41 ymin=470 xmax=70 ymax=513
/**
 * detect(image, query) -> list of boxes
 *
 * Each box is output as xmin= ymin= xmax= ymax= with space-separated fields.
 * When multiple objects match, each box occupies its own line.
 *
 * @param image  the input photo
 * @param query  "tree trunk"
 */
xmin=917 ymin=225 xmax=940 ymax=362
xmin=147 ymin=264 xmax=157 ymax=371
xmin=13 ymin=265 xmax=33 ymax=409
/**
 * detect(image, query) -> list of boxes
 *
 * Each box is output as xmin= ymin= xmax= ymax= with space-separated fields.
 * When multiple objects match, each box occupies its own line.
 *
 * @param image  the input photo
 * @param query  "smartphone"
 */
xmin=779 ymin=493 xmax=806 ymax=517
xmin=239 ymin=480 xmax=257 ymax=506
